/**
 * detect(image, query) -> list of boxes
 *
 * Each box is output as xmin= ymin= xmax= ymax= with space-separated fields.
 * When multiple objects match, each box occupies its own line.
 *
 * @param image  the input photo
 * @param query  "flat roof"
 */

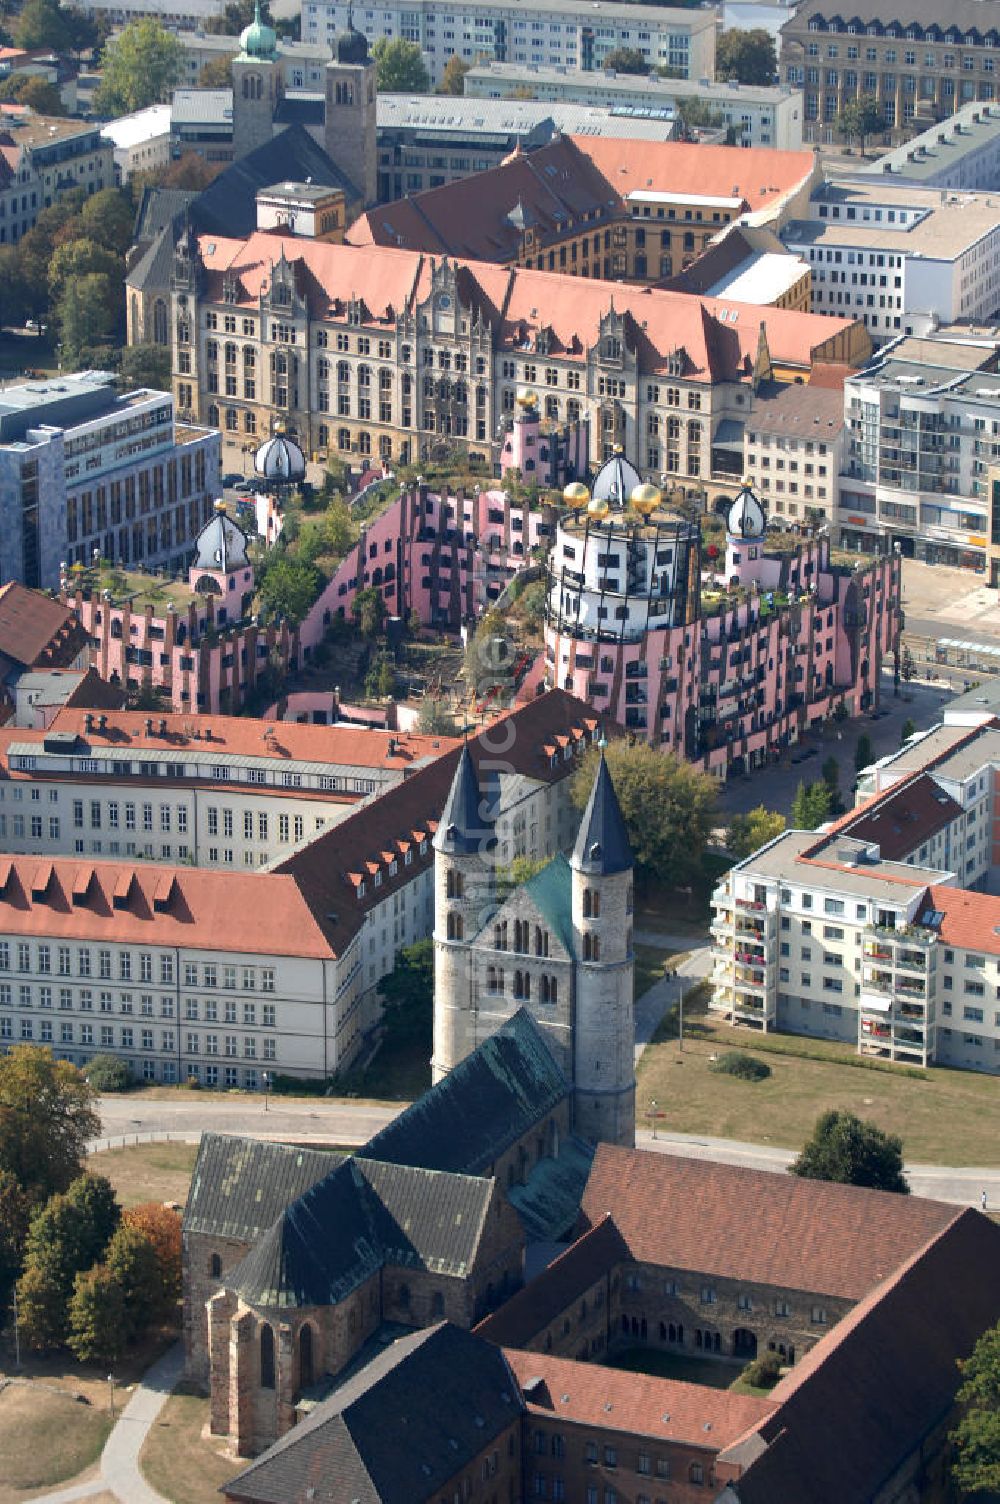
xmin=171 ymin=87 xmax=233 ymax=125
xmin=466 ymin=60 xmax=796 ymax=103
xmin=706 ymin=249 xmax=808 ymax=303
xmin=376 ymin=93 xmax=677 ymax=139
xmin=785 ymin=182 xmax=1000 ymax=260
xmin=856 ymin=101 xmax=1000 ymax=184
xmin=735 ymin=828 xmax=941 ymax=896
xmin=99 ymin=103 xmax=171 ymax=150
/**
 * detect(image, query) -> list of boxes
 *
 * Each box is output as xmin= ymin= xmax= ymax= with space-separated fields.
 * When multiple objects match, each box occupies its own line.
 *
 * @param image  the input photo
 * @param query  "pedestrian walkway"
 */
xmin=31 ymin=1343 xmax=184 ymax=1504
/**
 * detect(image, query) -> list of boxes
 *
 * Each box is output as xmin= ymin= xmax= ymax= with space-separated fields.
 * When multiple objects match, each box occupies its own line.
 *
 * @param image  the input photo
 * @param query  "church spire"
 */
xmin=571 ymin=750 xmax=632 ymax=876
xmin=433 ymin=744 xmax=497 ymax=856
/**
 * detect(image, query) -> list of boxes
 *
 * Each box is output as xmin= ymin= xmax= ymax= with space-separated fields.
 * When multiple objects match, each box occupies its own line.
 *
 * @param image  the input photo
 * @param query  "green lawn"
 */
xmin=637 ymin=983 xmax=1000 ymax=1166
xmin=605 ymin=1346 xmax=740 ymax=1389
xmin=89 ymin=1141 xmax=199 ymax=1209
xmin=0 ymin=1384 xmax=112 ymax=1502
xmin=140 ymin=1389 xmax=240 ymax=1504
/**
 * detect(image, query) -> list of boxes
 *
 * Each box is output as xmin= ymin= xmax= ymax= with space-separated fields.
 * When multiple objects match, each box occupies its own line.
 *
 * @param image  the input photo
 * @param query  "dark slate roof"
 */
xmin=132 ymin=185 xmax=197 ymax=249
xmin=223 ymin=1324 xmax=523 ymax=1504
xmin=725 ymin=1209 xmax=1000 ymax=1504
xmin=361 ymin=1008 xmax=569 ymax=1177
xmin=570 ymin=752 xmax=632 ymax=876
xmin=193 ymin=125 xmax=360 ymax=235
xmin=226 ymin=1157 xmax=496 ymax=1309
xmin=432 ymin=740 xmax=497 ymax=857
xmin=507 ymin=1131 xmax=594 ymax=1242
xmin=274 ymin=94 xmax=325 ymax=128
xmin=182 ymin=1134 xmax=341 ymax=1242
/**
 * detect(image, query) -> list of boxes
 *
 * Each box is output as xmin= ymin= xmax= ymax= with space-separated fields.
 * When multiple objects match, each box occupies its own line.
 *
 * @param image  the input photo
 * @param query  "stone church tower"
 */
xmin=432 ymin=745 xmax=635 ymax=1147
xmin=324 ymin=11 xmax=378 ymax=208
xmin=232 ymin=0 xmax=283 ymax=161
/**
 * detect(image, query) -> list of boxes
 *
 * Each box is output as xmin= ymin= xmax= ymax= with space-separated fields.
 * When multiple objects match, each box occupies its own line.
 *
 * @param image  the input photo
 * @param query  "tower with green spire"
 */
xmin=232 ymin=0 xmax=282 ymax=160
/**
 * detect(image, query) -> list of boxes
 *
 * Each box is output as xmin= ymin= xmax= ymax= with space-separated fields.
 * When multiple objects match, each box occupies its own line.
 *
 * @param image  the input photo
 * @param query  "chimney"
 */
xmin=159 ymin=718 xmax=168 ymax=735
xmin=84 ymin=712 xmax=93 ymax=733
xmin=145 ymin=717 xmax=154 ymax=735
xmin=98 ymin=714 xmax=108 ymax=732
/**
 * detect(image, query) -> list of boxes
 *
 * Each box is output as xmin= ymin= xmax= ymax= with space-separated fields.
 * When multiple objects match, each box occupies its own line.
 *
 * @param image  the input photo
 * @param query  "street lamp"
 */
xmin=262 ymin=1071 xmax=271 ymax=1112
xmin=107 ymin=1373 xmax=116 ymax=1421
xmin=649 ymin=1099 xmax=658 ymax=1140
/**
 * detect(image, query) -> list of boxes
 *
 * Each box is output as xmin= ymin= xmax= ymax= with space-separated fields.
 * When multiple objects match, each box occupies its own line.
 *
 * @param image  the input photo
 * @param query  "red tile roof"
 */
xmin=503 ymin=1347 xmax=776 ymax=1450
xmin=804 ymin=771 xmax=963 ymax=863
xmin=46 ymin=706 xmax=458 ymax=771
xmin=0 ymin=582 xmax=88 ymax=671
xmin=0 ymin=857 xmax=334 ymax=959
xmin=187 ymin=234 xmax=860 ymax=383
xmin=572 ymin=136 xmax=814 ymax=212
xmin=922 ymin=883 xmax=1000 ymax=956
xmin=578 ymin=1147 xmax=958 ymax=1301
xmin=474 ymin=1216 xmax=627 ymax=1348
xmin=722 ymin=1210 xmax=1000 ymax=1504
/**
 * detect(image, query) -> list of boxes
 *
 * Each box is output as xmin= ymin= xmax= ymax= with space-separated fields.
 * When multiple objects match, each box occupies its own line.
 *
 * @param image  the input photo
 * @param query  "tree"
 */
xmin=675 ymin=97 xmax=726 ymax=131
xmin=727 ymin=805 xmax=786 ymax=860
xmin=137 ymin=152 xmax=224 ymax=192
xmin=0 ymin=1046 xmax=99 ymax=1208
xmin=199 ymin=53 xmax=237 ymax=87
xmin=82 ymin=1054 xmax=133 ymax=1092
xmin=570 ymin=741 xmax=717 ymax=890
xmin=437 ymin=54 xmax=469 ymax=94
xmin=373 ymin=654 xmax=397 ymax=699
xmin=378 ymin=938 xmax=433 ymax=1053
xmin=0 ymin=74 xmax=65 ymax=115
xmin=353 ymin=585 xmax=387 ymax=640
xmin=790 ymin=779 xmax=832 ymax=830
xmin=79 ymin=188 xmax=135 ymax=255
xmin=836 ymin=95 xmax=885 ymax=156
xmin=372 ymin=37 xmax=429 ymax=93
xmin=417 ymin=697 xmax=458 ymax=736
xmin=55 ymin=271 xmax=119 ymax=367
xmin=16 ymin=1174 xmax=120 ymax=1347
xmin=93 ymin=19 xmax=183 ymax=115
xmin=791 ymin=1109 xmax=909 ymax=1193
xmin=322 ymin=495 xmax=357 ymax=557
xmin=715 ymin=28 xmax=777 ymax=85
xmin=0 ymin=1170 xmax=30 ymax=1314
xmin=821 ymin=755 xmax=844 ymax=816
xmin=67 ymin=1265 xmax=127 ymax=1364
xmin=119 ymin=343 xmax=171 ymax=392
xmin=103 ymin=1222 xmax=162 ymax=1338
xmin=15 ymin=0 xmax=74 ymax=51
xmin=602 ymin=46 xmax=649 ymax=74
xmin=258 ymin=556 xmax=320 ymax=623
xmin=123 ymin=1203 xmax=182 ymax=1305
xmin=949 ymin=1319 xmax=1000 ymax=1495
xmin=900 ymin=717 xmax=916 ymax=745
xmin=900 ymin=640 xmax=916 ymax=683
xmin=854 ymin=732 xmax=874 ymax=774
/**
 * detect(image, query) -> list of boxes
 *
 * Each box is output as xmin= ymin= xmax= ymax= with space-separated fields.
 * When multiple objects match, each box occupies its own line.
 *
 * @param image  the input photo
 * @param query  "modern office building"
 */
xmin=710 ymin=707 xmax=1000 ymax=1074
xmin=465 ymin=61 xmax=805 ymax=151
xmin=838 ymin=330 xmax=1000 ymax=570
xmin=301 ymin=0 xmax=717 ymax=90
xmin=779 ymin=0 xmax=1000 ymax=144
xmin=0 ymin=372 xmax=221 ymax=590
xmin=782 ymin=178 xmax=1000 ymax=344
xmin=853 ymin=99 xmax=1000 ymax=189
xmin=100 ymin=104 xmax=172 ymax=185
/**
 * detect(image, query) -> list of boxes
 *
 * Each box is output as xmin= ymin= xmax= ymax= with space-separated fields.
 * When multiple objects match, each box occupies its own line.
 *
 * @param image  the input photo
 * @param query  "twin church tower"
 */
xmin=232 ymin=0 xmax=377 ymax=207
xmin=431 ymin=744 xmax=636 ymax=1148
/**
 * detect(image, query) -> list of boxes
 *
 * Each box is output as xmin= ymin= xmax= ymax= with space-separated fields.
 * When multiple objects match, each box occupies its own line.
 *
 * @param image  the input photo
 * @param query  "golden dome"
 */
xmin=587 ymin=496 xmax=610 ymax=519
xmin=516 ymin=387 xmax=539 ymax=408
xmin=630 ymin=482 xmax=661 ymax=517
xmin=562 ymin=481 xmax=590 ymax=508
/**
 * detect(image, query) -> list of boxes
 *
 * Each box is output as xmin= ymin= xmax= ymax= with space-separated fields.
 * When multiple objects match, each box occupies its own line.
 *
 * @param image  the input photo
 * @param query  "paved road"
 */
xmin=94 ymin=1093 xmax=400 ymax=1150
xmin=634 ymin=1129 xmax=1000 ymax=1209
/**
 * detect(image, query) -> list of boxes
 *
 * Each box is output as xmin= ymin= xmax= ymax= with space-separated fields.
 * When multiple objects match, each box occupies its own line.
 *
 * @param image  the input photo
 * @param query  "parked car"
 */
xmin=222 ymin=471 xmax=246 ymax=488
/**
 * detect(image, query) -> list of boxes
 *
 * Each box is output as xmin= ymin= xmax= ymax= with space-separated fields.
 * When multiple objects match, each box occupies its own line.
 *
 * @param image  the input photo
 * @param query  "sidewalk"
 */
xmin=32 ymin=1343 xmax=183 ymax=1504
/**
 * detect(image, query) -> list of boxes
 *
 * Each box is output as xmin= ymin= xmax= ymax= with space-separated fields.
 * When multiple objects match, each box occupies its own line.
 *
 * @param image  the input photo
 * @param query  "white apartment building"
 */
xmin=0 ymin=372 xmax=221 ymax=590
xmin=853 ymin=101 xmax=1000 ymax=191
xmin=781 ymin=179 xmax=1000 ymax=344
xmin=838 ymin=330 xmax=1000 ymax=570
xmin=0 ymin=709 xmax=459 ymax=870
xmin=464 ymin=62 xmax=805 ymax=151
xmin=301 ymin=0 xmax=716 ymax=90
xmin=100 ymin=104 xmax=172 ymax=185
xmin=742 ymin=380 xmax=845 ymax=529
xmin=0 ymin=690 xmax=599 ymax=1084
xmin=69 ymin=0 xmax=227 ymax=27
xmin=711 ymin=711 xmax=1000 ymax=1075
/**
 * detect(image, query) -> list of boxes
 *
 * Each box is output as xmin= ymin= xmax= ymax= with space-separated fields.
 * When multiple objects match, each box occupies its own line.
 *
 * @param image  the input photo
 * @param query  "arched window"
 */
xmin=514 ymin=970 xmax=530 ymax=1001
xmin=583 ymin=934 xmax=601 ymax=963
xmin=299 ymin=1323 xmax=314 ymax=1390
xmin=446 ymin=870 xmax=464 ymax=899
xmin=209 ymin=1252 xmax=222 ymax=1278
xmin=358 ymin=431 xmax=371 ymax=455
xmin=487 ymin=965 xmax=503 ymax=994
xmin=446 ymin=912 xmax=464 ymax=941
xmin=494 ymin=920 xmax=507 ymax=950
xmin=541 ymin=975 xmax=558 ymax=1005
xmin=152 ymin=299 xmax=168 ymax=345
xmin=260 ymin=1323 xmax=275 ymax=1389
xmin=534 ymin=926 xmax=549 ymax=957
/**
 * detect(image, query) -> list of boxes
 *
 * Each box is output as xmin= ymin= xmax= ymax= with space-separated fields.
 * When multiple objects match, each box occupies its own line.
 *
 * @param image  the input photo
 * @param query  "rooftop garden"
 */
xmin=64 ymin=560 xmax=200 ymax=614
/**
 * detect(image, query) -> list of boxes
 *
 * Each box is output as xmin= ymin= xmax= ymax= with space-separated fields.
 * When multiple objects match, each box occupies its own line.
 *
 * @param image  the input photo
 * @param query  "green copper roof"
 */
xmin=239 ymin=0 xmax=278 ymax=60
xmin=520 ymin=853 xmax=574 ymax=955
